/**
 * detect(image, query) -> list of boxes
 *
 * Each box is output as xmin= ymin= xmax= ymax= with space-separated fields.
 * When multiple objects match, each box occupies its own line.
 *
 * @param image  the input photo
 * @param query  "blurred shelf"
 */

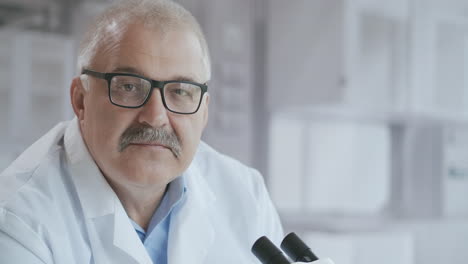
xmin=273 ymin=104 xmax=468 ymax=126
xmin=280 ymin=210 xmax=468 ymax=233
xmin=280 ymin=211 xmax=400 ymax=232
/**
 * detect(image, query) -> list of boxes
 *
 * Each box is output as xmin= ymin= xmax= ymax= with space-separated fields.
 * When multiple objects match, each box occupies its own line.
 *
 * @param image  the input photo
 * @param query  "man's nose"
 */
xmin=137 ymin=89 xmax=169 ymax=127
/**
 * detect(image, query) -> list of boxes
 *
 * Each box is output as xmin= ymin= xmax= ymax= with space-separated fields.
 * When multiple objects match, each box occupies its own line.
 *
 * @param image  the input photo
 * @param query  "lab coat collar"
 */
xmin=167 ymin=147 xmax=216 ymax=264
xmin=64 ymin=117 xmax=116 ymax=218
xmin=64 ymin=118 xmax=151 ymax=263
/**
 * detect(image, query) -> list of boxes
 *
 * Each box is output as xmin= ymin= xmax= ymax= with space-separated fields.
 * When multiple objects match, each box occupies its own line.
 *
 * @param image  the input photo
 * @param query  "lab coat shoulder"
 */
xmin=195 ymin=142 xmax=284 ymax=246
xmin=0 ymin=121 xmax=89 ymax=264
xmin=0 ymin=121 xmax=284 ymax=264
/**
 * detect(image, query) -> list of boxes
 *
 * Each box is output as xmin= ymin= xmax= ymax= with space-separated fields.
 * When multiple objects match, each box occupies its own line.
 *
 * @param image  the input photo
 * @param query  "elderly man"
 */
xmin=0 ymin=0 xmax=283 ymax=263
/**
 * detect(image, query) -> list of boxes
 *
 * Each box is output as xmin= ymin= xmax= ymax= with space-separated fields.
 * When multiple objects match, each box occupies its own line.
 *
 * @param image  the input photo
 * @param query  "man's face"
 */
xmin=71 ymin=23 xmax=209 ymax=189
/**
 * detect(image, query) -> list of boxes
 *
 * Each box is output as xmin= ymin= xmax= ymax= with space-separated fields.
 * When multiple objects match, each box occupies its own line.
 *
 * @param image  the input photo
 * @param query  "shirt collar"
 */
xmin=134 ymin=174 xmax=187 ymax=238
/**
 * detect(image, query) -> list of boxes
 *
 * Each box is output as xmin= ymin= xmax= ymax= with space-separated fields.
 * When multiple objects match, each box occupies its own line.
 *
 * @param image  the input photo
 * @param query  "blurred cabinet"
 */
xmin=303 ymin=230 xmax=414 ymax=264
xmin=267 ymin=0 xmax=409 ymax=112
xmin=266 ymin=1 xmax=468 ymax=263
xmin=0 ymin=30 xmax=74 ymax=171
xmin=269 ymin=114 xmax=391 ymax=214
xmin=409 ymin=0 xmax=468 ymax=119
xmin=399 ymin=123 xmax=468 ymax=218
xmin=268 ymin=0 xmax=468 ymax=120
xmin=178 ymin=0 xmax=257 ymax=166
xmin=0 ymin=30 xmax=13 ymax=170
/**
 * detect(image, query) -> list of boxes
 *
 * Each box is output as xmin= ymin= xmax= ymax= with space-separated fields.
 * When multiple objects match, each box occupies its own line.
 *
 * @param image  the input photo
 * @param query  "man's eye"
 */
xmin=120 ymin=83 xmax=137 ymax=92
xmin=173 ymin=89 xmax=190 ymax=96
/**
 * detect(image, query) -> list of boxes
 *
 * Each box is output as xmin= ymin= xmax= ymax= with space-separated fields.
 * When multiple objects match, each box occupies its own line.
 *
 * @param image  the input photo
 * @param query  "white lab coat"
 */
xmin=0 ymin=118 xmax=283 ymax=264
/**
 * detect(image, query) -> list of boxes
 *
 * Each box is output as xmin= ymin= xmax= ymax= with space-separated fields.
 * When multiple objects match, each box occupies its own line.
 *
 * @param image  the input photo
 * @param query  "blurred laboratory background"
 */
xmin=1 ymin=0 xmax=468 ymax=263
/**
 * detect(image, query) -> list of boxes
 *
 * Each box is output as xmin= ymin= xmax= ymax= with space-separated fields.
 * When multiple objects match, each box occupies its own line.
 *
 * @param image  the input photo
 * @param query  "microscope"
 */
xmin=252 ymin=232 xmax=334 ymax=264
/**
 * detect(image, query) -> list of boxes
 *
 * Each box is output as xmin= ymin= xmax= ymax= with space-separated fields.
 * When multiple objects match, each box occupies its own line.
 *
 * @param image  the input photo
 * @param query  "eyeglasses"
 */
xmin=81 ymin=69 xmax=208 ymax=114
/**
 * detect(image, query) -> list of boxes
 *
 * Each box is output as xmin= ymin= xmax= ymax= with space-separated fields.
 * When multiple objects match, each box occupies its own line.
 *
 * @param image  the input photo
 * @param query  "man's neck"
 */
xmin=105 ymin=177 xmax=168 ymax=231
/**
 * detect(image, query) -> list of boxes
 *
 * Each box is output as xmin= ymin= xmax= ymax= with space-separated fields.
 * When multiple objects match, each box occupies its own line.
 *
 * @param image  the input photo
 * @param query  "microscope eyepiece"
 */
xmin=252 ymin=236 xmax=291 ymax=264
xmin=280 ymin=232 xmax=318 ymax=262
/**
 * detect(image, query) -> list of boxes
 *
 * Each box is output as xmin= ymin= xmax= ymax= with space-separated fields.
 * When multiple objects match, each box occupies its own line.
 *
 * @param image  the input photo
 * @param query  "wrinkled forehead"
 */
xmin=91 ymin=22 xmax=206 ymax=82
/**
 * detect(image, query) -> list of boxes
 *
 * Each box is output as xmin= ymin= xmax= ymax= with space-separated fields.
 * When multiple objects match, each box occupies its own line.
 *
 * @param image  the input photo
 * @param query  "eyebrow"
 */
xmin=111 ymin=66 xmax=200 ymax=83
xmin=112 ymin=66 xmax=145 ymax=76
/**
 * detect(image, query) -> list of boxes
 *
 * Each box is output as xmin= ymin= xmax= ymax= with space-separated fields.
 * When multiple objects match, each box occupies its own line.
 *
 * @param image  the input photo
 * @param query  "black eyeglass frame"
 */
xmin=81 ymin=69 xmax=208 ymax=115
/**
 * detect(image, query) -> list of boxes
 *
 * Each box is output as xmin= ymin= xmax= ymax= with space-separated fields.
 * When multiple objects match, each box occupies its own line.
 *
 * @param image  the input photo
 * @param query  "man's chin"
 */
xmin=115 ymin=163 xmax=175 ymax=181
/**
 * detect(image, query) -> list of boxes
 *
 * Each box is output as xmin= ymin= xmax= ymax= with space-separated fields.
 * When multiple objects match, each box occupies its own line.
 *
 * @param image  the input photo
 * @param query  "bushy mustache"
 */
xmin=119 ymin=124 xmax=181 ymax=158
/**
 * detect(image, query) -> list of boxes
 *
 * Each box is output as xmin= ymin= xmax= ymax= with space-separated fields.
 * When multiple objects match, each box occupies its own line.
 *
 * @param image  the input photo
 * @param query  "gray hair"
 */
xmin=77 ymin=0 xmax=211 ymax=82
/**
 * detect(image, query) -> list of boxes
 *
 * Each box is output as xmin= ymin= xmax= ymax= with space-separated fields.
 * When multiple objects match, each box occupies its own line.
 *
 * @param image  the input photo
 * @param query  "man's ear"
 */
xmin=70 ymin=76 xmax=87 ymax=121
xmin=201 ymin=93 xmax=210 ymax=129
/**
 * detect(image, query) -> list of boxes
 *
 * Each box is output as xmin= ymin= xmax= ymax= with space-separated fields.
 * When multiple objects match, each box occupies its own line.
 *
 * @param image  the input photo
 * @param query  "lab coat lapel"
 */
xmin=82 ymin=203 xmax=152 ymax=264
xmin=113 ymin=199 xmax=153 ymax=264
xmin=65 ymin=118 xmax=151 ymax=264
xmin=168 ymin=160 xmax=216 ymax=264
xmin=77 ymin=176 xmax=151 ymax=264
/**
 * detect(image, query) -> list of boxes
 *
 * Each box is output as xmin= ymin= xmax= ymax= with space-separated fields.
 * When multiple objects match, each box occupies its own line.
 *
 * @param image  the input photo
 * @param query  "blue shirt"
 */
xmin=130 ymin=175 xmax=186 ymax=264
